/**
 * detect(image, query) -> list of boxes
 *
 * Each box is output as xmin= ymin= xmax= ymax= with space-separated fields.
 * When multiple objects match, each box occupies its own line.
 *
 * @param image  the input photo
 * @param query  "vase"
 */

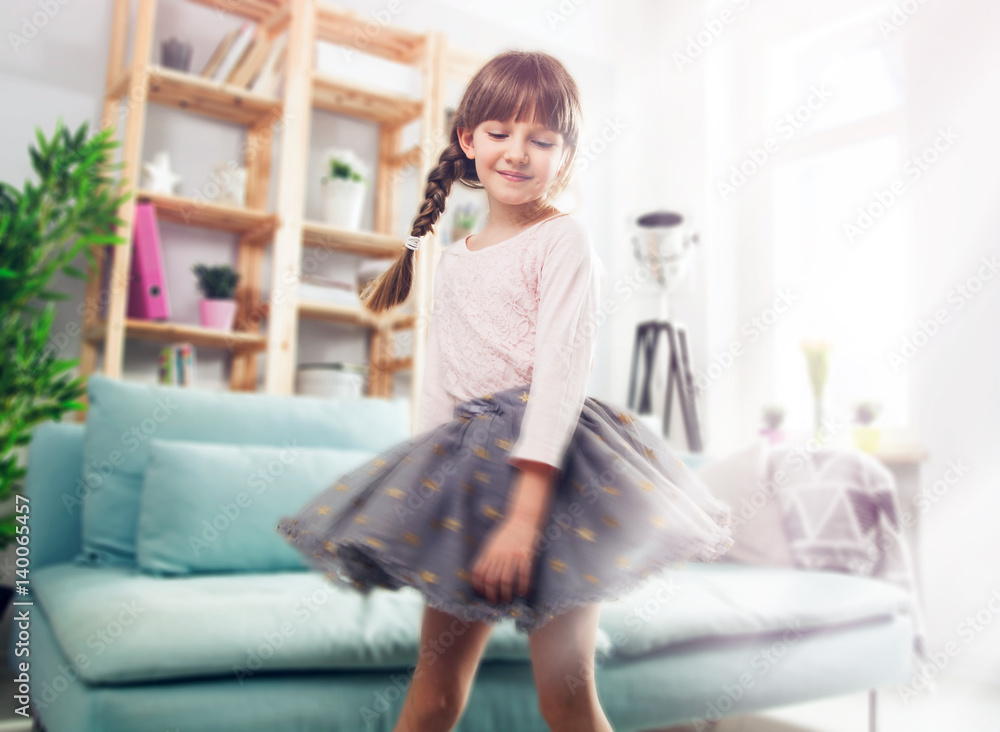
xmin=852 ymin=426 xmax=881 ymax=453
xmin=322 ymin=178 xmax=365 ymax=230
xmin=199 ymin=298 xmax=237 ymax=331
xmin=162 ymin=37 xmax=192 ymax=71
xmin=758 ymin=427 xmax=785 ymax=445
xmin=812 ymin=396 xmax=831 ymax=444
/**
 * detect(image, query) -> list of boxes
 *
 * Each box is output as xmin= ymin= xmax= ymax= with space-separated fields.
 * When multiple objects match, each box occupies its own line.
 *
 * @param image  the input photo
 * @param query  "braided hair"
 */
xmin=360 ymin=50 xmax=582 ymax=313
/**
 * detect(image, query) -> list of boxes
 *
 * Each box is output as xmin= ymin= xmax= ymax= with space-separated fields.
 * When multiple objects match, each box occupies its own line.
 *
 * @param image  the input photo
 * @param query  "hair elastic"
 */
xmin=404 ymin=235 xmax=422 ymax=251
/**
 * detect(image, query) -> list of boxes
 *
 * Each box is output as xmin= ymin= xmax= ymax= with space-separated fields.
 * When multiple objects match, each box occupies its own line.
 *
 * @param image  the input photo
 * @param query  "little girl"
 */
xmin=277 ymin=50 xmax=733 ymax=732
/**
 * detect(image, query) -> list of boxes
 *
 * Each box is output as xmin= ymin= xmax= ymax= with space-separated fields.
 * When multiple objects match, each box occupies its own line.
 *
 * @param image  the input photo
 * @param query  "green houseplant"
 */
xmin=0 ymin=119 xmax=130 ymax=554
xmin=192 ymin=263 xmax=240 ymax=331
xmin=321 ymin=148 xmax=369 ymax=231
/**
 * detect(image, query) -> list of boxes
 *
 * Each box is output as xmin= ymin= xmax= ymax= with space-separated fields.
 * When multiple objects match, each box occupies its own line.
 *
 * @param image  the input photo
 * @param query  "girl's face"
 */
xmin=457 ymin=116 xmax=567 ymax=214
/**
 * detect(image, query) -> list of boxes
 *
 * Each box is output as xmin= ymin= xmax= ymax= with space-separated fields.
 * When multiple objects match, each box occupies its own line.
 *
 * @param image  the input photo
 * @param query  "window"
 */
xmin=767 ymin=8 xmax=911 ymax=432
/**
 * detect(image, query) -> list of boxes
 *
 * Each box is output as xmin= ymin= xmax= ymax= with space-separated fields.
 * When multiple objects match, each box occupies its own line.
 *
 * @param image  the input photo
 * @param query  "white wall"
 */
xmin=902 ymin=0 xmax=1000 ymax=683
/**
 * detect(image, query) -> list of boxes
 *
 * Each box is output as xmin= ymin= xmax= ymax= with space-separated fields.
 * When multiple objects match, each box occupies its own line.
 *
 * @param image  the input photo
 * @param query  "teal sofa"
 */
xmin=11 ymin=376 xmax=916 ymax=732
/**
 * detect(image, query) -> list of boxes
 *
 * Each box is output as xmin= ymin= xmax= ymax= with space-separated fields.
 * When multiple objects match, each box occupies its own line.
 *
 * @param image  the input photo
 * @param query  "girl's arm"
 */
xmin=506 ymin=216 xmax=603 ymax=476
xmin=505 ymin=458 xmax=559 ymax=530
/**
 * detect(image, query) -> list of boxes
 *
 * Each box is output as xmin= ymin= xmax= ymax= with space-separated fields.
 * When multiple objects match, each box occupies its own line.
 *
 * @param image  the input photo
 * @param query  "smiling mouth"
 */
xmin=498 ymin=171 xmax=531 ymax=181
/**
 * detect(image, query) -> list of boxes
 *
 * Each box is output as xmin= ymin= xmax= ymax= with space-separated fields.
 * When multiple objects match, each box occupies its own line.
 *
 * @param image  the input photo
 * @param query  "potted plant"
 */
xmin=451 ymin=202 xmax=479 ymax=243
xmin=192 ymin=264 xmax=240 ymax=331
xmin=758 ymin=404 xmax=786 ymax=444
xmin=321 ymin=148 xmax=368 ymax=231
xmin=0 ymin=119 xmax=128 ymax=617
xmin=851 ymin=400 xmax=883 ymax=453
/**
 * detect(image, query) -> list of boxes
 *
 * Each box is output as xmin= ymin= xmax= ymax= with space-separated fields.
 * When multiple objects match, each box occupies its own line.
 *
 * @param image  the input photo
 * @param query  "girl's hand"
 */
xmin=471 ymin=515 xmax=539 ymax=605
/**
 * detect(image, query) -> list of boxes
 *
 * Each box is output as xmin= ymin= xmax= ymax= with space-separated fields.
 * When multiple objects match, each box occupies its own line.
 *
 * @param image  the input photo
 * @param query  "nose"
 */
xmin=504 ymin=136 xmax=528 ymax=164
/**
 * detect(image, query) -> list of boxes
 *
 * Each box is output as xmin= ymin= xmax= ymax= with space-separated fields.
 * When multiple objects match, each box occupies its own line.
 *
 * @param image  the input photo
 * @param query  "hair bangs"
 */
xmin=468 ymin=55 xmax=578 ymax=147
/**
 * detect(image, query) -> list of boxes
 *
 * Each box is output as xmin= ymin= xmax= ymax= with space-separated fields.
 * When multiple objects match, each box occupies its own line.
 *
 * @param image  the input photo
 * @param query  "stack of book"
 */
xmin=159 ymin=344 xmax=196 ymax=386
xmin=200 ymin=21 xmax=287 ymax=96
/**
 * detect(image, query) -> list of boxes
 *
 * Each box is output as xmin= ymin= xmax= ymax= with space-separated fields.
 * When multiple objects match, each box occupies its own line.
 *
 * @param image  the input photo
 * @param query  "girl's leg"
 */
xmin=393 ymin=605 xmax=495 ymax=732
xmin=528 ymin=602 xmax=614 ymax=732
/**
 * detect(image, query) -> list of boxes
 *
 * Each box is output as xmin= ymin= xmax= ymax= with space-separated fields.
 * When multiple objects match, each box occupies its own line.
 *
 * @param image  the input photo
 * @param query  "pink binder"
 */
xmin=127 ymin=201 xmax=171 ymax=320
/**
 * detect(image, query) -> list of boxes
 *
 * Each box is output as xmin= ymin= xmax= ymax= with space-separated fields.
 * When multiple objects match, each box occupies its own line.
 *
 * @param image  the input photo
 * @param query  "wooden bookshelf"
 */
xmin=79 ymin=0 xmax=486 ymax=430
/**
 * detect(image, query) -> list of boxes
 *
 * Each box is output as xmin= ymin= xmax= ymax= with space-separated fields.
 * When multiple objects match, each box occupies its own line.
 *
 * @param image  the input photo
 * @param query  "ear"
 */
xmin=457 ymin=126 xmax=476 ymax=160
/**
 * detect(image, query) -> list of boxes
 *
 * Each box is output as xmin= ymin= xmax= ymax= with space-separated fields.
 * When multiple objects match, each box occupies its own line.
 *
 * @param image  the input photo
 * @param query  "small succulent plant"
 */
xmin=324 ymin=148 xmax=367 ymax=184
xmin=853 ymin=400 xmax=882 ymax=426
xmin=192 ymin=263 xmax=240 ymax=299
xmin=761 ymin=405 xmax=785 ymax=430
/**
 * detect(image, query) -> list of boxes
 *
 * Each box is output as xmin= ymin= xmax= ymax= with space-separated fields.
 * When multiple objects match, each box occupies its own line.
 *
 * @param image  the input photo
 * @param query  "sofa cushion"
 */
xmin=137 ymin=440 xmax=376 ymax=575
xmin=29 ymin=563 xmax=613 ymax=684
xmin=78 ymin=375 xmax=412 ymax=568
xmin=599 ymin=561 xmax=912 ymax=659
xmin=694 ymin=438 xmax=794 ymax=566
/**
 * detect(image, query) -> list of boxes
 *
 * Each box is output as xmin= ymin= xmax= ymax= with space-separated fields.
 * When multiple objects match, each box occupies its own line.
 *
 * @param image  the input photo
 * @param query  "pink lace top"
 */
xmin=415 ymin=212 xmax=606 ymax=472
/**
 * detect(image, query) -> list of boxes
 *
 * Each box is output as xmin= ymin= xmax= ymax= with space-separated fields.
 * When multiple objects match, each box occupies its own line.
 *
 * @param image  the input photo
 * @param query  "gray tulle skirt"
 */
xmin=275 ymin=383 xmax=734 ymax=635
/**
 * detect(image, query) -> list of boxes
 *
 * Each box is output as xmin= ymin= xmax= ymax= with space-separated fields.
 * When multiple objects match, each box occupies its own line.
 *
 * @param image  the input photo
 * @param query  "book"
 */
xmin=249 ymin=32 xmax=287 ymax=96
xmin=213 ymin=21 xmax=256 ymax=83
xmin=158 ymin=346 xmax=177 ymax=385
xmin=179 ymin=343 xmax=195 ymax=386
xmin=127 ymin=201 xmax=171 ymax=321
xmin=228 ymin=31 xmax=272 ymax=88
xmin=200 ymin=26 xmax=239 ymax=78
xmin=158 ymin=344 xmax=196 ymax=386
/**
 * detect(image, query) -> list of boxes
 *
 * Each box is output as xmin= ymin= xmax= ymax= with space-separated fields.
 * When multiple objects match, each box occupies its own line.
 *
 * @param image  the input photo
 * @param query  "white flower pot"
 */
xmin=322 ymin=178 xmax=365 ymax=231
xmin=199 ymin=298 xmax=237 ymax=331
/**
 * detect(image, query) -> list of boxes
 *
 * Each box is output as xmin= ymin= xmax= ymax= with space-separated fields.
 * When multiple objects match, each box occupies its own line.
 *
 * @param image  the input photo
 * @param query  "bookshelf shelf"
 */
xmin=301 ymin=220 xmax=402 ymax=258
xmin=250 ymin=300 xmax=413 ymax=331
xmin=297 ymin=300 xmax=374 ymax=326
xmin=146 ymin=65 xmax=283 ymax=125
xmin=186 ymin=0 xmax=285 ymax=24
xmin=85 ymin=319 xmax=268 ymax=352
xmin=137 ymin=189 xmax=277 ymax=240
xmin=312 ymin=72 xmax=422 ymax=125
xmin=315 ymin=6 xmax=424 ymax=64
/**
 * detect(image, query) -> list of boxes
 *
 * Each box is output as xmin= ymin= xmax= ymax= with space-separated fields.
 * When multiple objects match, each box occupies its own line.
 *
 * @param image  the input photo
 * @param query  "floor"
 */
xmin=644 ymin=676 xmax=1000 ymax=731
xmin=0 ymin=670 xmax=994 ymax=730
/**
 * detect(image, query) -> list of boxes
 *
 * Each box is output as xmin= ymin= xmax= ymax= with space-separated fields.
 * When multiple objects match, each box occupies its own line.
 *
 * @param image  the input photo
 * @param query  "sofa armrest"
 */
xmin=24 ymin=421 xmax=86 ymax=569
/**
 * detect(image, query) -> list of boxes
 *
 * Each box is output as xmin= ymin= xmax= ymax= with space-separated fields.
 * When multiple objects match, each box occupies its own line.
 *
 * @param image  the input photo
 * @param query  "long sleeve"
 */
xmin=414 ymin=257 xmax=455 ymax=435
xmin=507 ymin=219 xmax=602 ymax=473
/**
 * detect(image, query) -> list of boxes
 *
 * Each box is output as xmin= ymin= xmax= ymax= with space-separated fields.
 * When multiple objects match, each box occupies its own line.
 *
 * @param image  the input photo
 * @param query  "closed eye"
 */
xmin=487 ymin=132 xmax=555 ymax=149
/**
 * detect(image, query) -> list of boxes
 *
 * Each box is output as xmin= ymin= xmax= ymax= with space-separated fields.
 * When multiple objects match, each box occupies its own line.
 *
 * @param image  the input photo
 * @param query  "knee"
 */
xmin=537 ymin=677 xmax=595 ymax=727
xmin=410 ymin=690 xmax=465 ymax=730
